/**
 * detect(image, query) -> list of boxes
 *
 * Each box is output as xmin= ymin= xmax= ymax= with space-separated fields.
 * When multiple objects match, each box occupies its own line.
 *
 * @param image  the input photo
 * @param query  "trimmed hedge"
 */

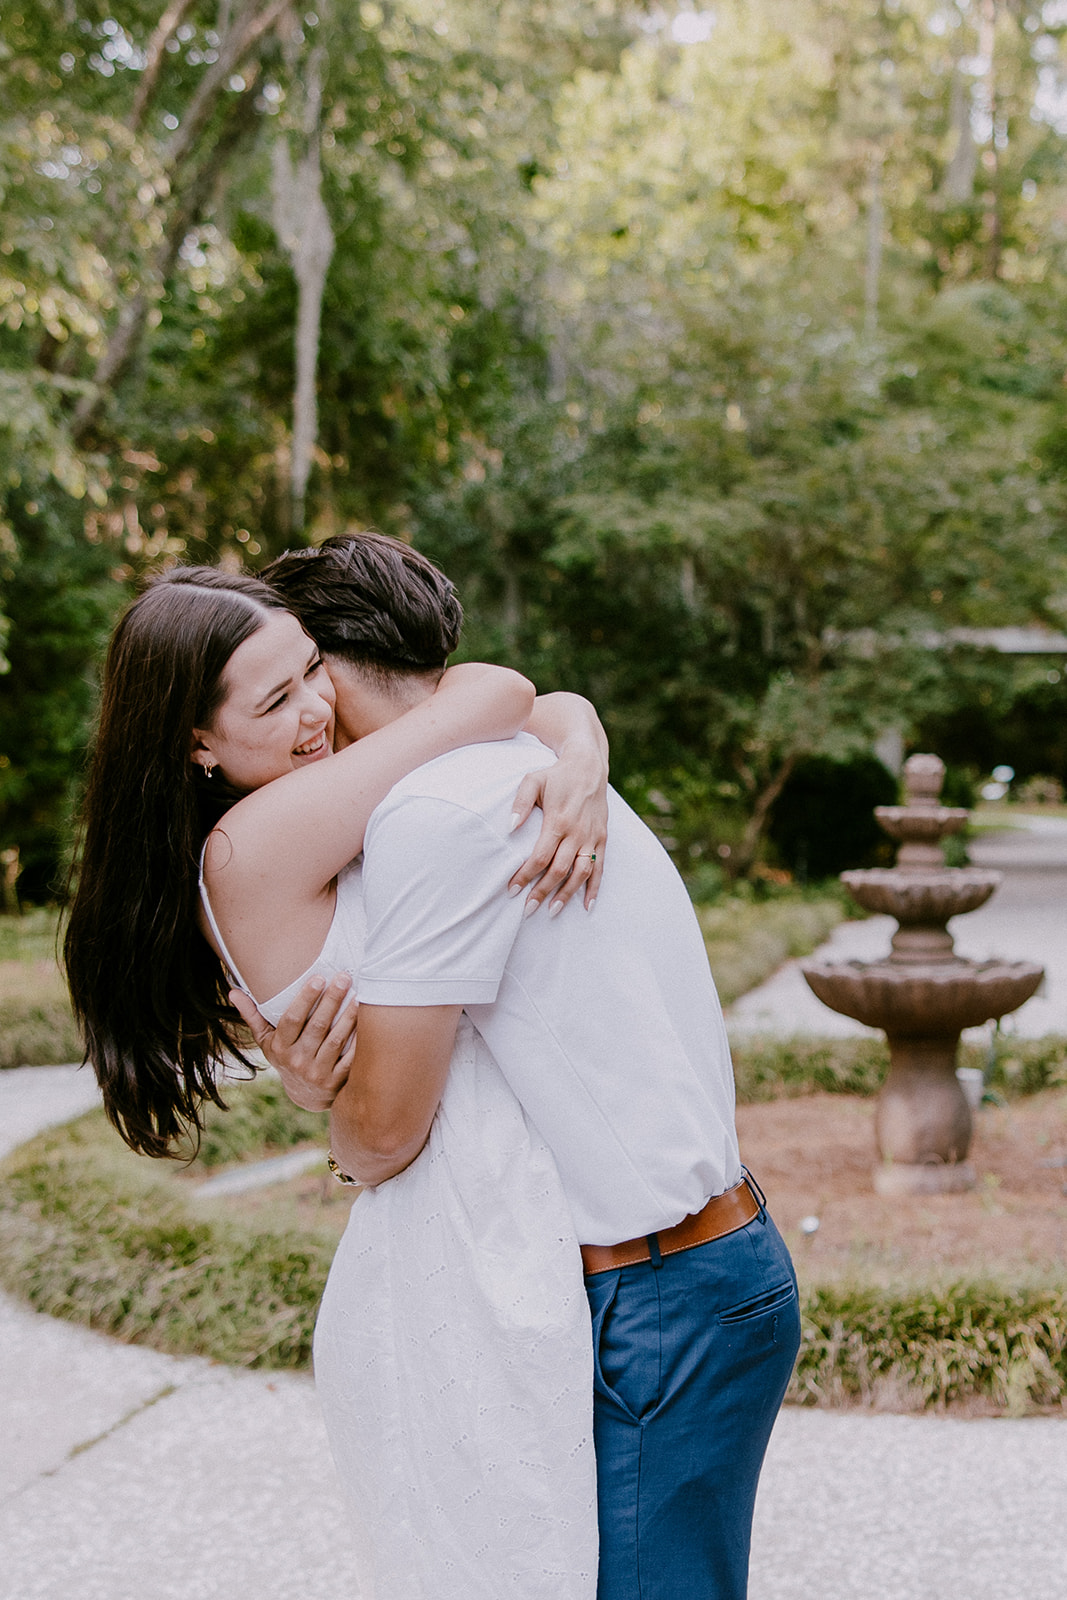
xmin=794 ymin=1282 xmax=1067 ymax=1415
xmin=730 ymin=1033 xmax=1067 ymax=1104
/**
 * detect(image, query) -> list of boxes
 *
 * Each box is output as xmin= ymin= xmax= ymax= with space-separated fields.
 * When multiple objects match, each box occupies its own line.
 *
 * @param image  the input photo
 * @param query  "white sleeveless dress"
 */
xmin=201 ymin=857 xmax=598 ymax=1600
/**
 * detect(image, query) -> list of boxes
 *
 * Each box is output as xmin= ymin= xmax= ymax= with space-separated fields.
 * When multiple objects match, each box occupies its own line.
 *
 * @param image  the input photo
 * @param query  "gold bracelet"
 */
xmin=326 ymin=1150 xmax=360 ymax=1186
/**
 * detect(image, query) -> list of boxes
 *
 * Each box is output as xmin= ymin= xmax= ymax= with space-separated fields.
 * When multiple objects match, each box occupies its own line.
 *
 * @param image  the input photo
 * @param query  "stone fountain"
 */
xmin=801 ymin=754 xmax=1043 ymax=1196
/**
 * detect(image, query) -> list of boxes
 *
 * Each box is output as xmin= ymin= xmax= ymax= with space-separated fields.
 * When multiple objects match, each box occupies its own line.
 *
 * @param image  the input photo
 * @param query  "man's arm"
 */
xmin=240 ymin=795 xmax=524 ymax=1121
xmin=328 ymin=1003 xmax=462 ymax=1186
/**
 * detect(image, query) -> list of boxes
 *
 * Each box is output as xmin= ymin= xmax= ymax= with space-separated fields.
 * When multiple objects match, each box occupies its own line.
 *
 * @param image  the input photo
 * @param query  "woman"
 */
xmin=65 ymin=564 xmax=604 ymax=1598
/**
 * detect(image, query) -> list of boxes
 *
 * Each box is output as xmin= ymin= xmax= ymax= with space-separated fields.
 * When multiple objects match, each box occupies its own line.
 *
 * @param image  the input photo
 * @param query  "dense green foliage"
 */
xmin=5 ymin=0 xmax=1067 ymax=890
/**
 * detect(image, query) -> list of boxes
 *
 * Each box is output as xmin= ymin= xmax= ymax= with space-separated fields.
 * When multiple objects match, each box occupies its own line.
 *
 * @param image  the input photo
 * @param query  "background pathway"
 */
xmin=2 ymin=1065 xmax=1065 ymax=1597
xmin=727 ymin=814 xmax=1067 ymax=1039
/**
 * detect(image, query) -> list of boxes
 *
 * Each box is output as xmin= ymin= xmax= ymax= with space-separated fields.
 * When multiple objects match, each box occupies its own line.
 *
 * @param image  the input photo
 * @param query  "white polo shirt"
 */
xmin=358 ymin=733 xmax=741 ymax=1245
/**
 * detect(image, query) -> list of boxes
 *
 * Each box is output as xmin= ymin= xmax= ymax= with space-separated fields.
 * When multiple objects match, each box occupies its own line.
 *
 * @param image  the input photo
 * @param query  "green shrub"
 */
xmin=0 ymin=1111 xmax=332 ymax=1368
xmin=192 ymin=1073 xmax=329 ymax=1167
xmin=988 ymin=1036 xmax=1067 ymax=1097
xmin=731 ymin=1033 xmax=1067 ymax=1104
xmin=793 ymin=1282 xmax=1067 ymax=1413
xmin=701 ymin=893 xmax=849 ymax=1006
xmin=732 ymin=1035 xmax=890 ymax=1102
xmin=767 ymin=755 xmax=898 ymax=880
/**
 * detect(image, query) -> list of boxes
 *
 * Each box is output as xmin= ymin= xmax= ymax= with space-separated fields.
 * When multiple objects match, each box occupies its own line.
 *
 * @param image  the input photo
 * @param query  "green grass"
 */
xmin=0 ymin=1092 xmax=335 ymax=1369
xmin=0 ymin=964 xmax=81 ymax=1069
xmin=0 ymin=907 xmax=62 ymax=963
xmin=191 ymin=1071 xmax=330 ymax=1167
xmin=0 ymin=889 xmax=853 ymax=1069
xmin=698 ymin=890 xmax=850 ymax=1006
xmin=732 ymin=1035 xmax=890 ymax=1102
xmin=0 ymin=908 xmax=81 ymax=1068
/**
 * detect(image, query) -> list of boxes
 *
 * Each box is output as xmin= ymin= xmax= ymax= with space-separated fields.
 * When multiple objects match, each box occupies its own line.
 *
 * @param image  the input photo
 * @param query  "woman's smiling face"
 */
xmin=192 ymin=609 xmax=336 ymax=793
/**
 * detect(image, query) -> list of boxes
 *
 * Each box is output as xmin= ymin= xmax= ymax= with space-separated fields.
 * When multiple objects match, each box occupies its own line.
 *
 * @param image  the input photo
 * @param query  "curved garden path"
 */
xmin=1 ymin=1061 xmax=1065 ymax=1596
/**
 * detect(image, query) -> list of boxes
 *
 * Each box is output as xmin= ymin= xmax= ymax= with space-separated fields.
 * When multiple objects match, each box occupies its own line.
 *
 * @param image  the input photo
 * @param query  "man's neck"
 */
xmin=329 ymin=659 xmax=436 ymax=745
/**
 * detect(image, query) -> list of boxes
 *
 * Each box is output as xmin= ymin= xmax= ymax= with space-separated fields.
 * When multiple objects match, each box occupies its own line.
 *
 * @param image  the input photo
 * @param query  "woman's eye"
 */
xmin=265 ymin=694 xmax=287 ymax=713
xmin=306 ymin=658 xmax=325 ymax=678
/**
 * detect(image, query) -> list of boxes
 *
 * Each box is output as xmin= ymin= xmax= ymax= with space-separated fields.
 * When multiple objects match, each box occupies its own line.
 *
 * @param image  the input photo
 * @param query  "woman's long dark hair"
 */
xmin=64 ymin=566 xmax=291 ymax=1157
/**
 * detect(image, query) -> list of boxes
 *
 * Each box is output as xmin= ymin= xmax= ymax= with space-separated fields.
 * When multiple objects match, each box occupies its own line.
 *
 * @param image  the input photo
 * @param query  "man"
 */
xmin=234 ymin=532 xmax=800 ymax=1600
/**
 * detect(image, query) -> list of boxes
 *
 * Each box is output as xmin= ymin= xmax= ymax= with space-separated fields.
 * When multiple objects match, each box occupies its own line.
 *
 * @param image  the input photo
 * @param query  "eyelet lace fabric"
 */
xmin=313 ymin=1016 xmax=598 ymax=1599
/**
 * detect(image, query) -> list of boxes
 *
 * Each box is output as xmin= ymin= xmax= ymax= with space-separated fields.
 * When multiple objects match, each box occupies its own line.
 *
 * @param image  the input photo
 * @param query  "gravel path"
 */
xmin=1 ymin=1064 xmax=1065 ymax=1598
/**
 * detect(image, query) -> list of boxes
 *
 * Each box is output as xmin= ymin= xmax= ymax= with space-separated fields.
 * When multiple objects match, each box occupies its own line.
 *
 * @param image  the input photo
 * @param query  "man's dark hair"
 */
xmin=262 ymin=533 xmax=463 ymax=681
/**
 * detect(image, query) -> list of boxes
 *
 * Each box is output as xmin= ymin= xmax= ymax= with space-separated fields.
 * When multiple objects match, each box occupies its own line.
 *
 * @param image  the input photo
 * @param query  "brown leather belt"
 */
xmin=580 ymin=1176 xmax=760 ymax=1276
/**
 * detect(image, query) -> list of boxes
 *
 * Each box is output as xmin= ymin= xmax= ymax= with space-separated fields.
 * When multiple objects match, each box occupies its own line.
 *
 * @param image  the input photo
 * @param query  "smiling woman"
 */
xmin=191 ymin=610 xmax=336 ymax=792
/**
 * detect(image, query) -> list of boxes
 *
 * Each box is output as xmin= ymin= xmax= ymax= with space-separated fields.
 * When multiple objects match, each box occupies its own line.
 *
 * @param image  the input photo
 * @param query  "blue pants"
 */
xmin=584 ymin=1209 xmax=800 ymax=1600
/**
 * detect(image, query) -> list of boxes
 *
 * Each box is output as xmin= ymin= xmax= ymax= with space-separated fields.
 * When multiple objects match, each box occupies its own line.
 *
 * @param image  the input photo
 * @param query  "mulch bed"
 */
xmin=739 ymin=1087 xmax=1067 ymax=1284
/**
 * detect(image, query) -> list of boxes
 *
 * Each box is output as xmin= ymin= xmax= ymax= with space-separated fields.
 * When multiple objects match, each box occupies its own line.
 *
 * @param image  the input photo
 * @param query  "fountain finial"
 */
xmin=902 ymin=752 xmax=945 ymax=808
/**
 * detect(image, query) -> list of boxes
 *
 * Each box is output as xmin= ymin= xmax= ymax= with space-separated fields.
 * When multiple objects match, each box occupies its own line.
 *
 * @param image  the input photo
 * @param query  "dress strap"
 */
xmin=198 ymin=840 xmax=254 ymax=997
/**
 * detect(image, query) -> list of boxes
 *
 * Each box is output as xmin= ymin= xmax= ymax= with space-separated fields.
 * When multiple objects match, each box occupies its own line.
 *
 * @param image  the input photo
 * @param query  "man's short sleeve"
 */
xmin=357 ymin=794 xmax=527 ymax=1006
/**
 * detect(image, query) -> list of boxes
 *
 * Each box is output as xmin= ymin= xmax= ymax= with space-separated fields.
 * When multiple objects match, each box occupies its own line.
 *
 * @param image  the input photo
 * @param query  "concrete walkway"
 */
xmin=728 ymin=813 xmax=1067 ymax=1040
xmin=2 ymin=1065 xmax=1066 ymax=1597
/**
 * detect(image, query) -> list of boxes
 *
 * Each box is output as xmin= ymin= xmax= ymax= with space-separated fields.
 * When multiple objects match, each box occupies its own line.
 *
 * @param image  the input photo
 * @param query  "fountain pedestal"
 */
xmin=801 ymin=754 xmax=1043 ymax=1195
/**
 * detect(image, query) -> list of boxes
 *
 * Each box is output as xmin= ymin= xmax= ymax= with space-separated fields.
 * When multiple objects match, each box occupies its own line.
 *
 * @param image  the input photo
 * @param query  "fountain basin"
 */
xmin=801 ymin=957 xmax=1044 ymax=1035
xmin=840 ymin=868 xmax=1000 ymax=923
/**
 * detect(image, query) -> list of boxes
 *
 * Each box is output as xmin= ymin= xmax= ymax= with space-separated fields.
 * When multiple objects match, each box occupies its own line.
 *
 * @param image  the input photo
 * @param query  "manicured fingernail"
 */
xmin=310 ymin=976 xmax=325 ymax=992
xmin=523 ymin=898 xmax=540 ymax=919
xmin=548 ymin=900 xmax=564 ymax=919
xmin=509 ymin=811 xmax=522 ymax=832
xmin=585 ymin=897 xmax=597 ymax=914
xmin=507 ymin=881 xmax=523 ymax=898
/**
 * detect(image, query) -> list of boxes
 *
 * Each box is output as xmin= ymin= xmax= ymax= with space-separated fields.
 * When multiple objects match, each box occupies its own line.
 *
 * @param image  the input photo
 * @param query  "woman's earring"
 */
xmin=204 ymin=762 xmax=215 ymax=780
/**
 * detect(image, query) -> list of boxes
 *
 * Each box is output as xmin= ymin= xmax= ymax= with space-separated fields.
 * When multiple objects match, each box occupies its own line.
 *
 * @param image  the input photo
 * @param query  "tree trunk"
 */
xmin=733 ymin=752 xmax=798 ymax=877
xmin=129 ymin=0 xmax=199 ymax=133
xmin=864 ymin=150 xmax=884 ymax=341
xmin=978 ymin=0 xmax=1001 ymax=279
xmin=942 ymin=68 xmax=976 ymax=203
xmin=1 ymin=848 xmax=21 ymax=916
xmin=270 ymin=43 xmax=335 ymax=532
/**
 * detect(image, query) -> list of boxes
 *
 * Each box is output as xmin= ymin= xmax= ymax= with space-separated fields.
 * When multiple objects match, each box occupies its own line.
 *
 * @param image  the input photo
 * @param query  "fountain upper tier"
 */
xmin=873 ymin=806 xmax=968 ymax=868
xmin=839 ymin=752 xmax=1004 ymax=957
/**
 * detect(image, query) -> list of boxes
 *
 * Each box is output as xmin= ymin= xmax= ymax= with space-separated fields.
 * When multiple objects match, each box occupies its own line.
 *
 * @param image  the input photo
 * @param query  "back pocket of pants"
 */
xmin=719 ymin=1281 xmax=797 ymax=1326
